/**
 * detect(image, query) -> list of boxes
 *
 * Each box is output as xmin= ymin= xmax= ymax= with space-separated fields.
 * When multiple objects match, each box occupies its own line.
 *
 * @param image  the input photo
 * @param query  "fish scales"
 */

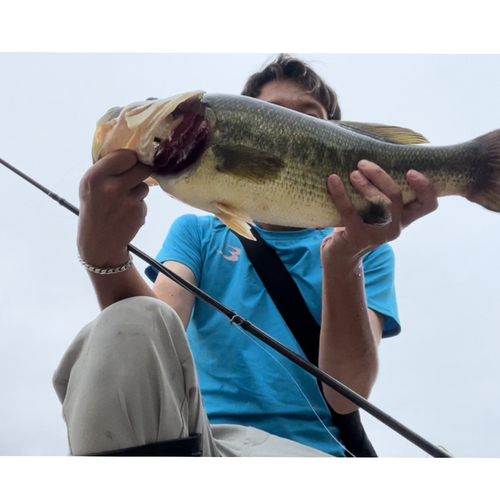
xmin=91 ymin=92 xmax=500 ymax=239
xmin=206 ymin=96 xmax=347 ymax=223
xmin=201 ymin=95 xmax=469 ymax=225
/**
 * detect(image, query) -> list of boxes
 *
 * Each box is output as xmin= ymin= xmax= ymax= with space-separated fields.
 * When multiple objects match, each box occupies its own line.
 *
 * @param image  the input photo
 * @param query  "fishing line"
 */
xmin=0 ymin=155 xmax=452 ymax=458
xmin=235 ymin=323 xmax=355 ymax=457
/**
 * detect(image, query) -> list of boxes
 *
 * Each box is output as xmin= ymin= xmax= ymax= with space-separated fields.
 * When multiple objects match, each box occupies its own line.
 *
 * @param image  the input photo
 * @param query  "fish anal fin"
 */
xmin=334 ymin=121 xmax=429 ymax=145
xmin=359 ymin=199 xmax=393 ymax=226
xmin=213 ymin=145 xmax=285 ymax=183
xmin=215 ymin=202 xmax=256 ymax=240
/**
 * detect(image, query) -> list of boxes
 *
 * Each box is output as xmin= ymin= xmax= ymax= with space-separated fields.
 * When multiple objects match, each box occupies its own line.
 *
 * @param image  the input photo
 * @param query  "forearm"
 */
xmin=84 ymin=263 xmax=157 ymax=310
xmin=319 ymin=259 xmax=379 ymax=414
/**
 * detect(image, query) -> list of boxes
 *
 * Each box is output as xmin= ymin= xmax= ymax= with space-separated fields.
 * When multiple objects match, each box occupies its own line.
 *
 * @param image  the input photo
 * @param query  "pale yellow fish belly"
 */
xmin=157 ymin=164 xmax=342 ymax=229
xmin=155 ymin=158 xmax=424 ymax=233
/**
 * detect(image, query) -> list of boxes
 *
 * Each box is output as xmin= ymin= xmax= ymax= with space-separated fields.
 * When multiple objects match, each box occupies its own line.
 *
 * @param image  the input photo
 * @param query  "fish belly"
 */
xmin=159 ymin=158 xmax=351 ymax=228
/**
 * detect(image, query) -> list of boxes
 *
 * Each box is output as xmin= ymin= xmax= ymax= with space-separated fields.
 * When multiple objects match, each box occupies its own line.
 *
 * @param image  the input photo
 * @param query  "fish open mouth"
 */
xmin=153 ymin=106 xmax=211 ymax=176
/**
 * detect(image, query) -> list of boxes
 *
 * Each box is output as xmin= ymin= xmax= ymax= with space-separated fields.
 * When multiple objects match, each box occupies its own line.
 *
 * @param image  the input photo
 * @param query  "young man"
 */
xmin=53 ymin=55 xmax=438 ymax=457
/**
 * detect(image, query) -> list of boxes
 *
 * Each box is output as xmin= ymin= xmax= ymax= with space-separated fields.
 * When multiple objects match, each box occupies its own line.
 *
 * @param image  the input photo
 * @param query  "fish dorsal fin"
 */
xmin=213 ymin=145 xmax=285 ymax=183
xmin=332 ymin=121 xmax=429 ymax=145
xmin=214 ymin=201 xmax=256 ymax=240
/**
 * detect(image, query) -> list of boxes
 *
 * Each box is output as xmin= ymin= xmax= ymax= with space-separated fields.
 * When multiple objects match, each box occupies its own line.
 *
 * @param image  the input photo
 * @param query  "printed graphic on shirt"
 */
xmin=214 ymin=245 xmax=242 ymax=262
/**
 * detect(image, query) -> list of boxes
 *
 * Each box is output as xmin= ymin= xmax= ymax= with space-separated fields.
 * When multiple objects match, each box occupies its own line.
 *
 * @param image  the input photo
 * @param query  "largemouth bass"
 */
xmin=92 ymin=91 xmax=500 ymax=239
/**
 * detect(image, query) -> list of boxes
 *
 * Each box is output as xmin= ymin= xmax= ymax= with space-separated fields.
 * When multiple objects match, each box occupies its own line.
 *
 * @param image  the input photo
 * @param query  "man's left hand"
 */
xmin=321 ymin=160 xmax=438 ymax=268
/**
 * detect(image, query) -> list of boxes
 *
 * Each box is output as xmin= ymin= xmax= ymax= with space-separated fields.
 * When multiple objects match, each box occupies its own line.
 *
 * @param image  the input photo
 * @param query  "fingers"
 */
xmin=350 ymin=163 xmax=438 ymax=230
xmin=119 ymin=161 xmax=153 ymax=187
xmin=81 ymin=149 xmax=153 ymax=200
xmin=130 ymin=181 xmax=150 ymax=201
xmin=328 ymin=162 xmax=399 ymax=230
xmin=327 ymin=175 xmax=364 ymax=230
xmin=355 ymin=160 xmax=404 ymax=223
xmin=407 ymin=169 xmax=439 ymax=209
xmin=334 ymin=160 xmax=404 ymax=231
xmin=325 ymin=161 xmax=439 ymax=267
xmin=402 ymin=170 xmax=439 ymax=227
xmin=88 ymin=149 xmax=152 ymax=183
xmin=350 ymin=170 xmax=390 ymax=206
xmin=326 ymin=160 xmax=409 ymax=255
xmin=93 ymin=149 xmax=139 ymax=176
xmin=350 ymin=162 xmax=438 ymax=230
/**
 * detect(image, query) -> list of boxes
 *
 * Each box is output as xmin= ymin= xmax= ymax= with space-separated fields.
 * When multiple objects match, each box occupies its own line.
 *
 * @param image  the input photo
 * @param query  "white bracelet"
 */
xmin=78 ymin=254 xmax=133 ymax=275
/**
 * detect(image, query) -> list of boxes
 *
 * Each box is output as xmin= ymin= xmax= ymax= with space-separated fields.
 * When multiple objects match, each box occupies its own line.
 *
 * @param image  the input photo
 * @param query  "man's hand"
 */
xmin=321 ymin=160 xmax=438 ymax=268
xmin=77 ymin=149 xmax=152 ymax=269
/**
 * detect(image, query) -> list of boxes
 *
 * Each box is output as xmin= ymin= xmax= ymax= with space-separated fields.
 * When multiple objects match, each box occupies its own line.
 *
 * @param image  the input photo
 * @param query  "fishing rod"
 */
xmin=1 ymin=155 xmax=452 ymax=458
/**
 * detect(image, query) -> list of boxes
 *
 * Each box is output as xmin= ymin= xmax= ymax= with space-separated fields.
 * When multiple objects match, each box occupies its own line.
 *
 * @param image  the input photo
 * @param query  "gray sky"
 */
xmin=1 ymin=52 xmax=499 ymax=462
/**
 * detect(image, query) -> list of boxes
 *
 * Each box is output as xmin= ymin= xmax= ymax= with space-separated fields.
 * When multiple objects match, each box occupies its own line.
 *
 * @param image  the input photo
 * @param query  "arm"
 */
xmin=77 ymin=149 xmax=157 ymax=310
xmin=153 ymin=262 xmax=197 ymax=330
xmin=319 ymin=161 xmax=438 ymax=414
xmin=319 ymin=260 xmax=384 ymax=414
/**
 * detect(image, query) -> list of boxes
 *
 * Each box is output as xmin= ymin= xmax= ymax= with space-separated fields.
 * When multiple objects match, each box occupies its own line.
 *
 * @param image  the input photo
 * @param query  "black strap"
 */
xmin=89 ymin=433 xmax=203 ymax=456
xmin=233 ymin=227 xmax=377 ymax=457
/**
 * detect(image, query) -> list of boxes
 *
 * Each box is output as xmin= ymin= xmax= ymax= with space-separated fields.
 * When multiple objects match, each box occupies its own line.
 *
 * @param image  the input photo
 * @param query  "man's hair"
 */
xmin=241 ymin=54 xmax=341 ymax=120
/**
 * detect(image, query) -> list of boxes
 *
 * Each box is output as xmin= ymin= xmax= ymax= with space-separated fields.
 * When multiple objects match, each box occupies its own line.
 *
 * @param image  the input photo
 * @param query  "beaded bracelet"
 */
xmin=78 ymin=254 xmax=133 ymax=275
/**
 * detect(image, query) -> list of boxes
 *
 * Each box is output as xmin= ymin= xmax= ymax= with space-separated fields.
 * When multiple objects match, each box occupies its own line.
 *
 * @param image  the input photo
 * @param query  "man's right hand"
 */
xmin=77 ymin=149 xmax=152 ymax=269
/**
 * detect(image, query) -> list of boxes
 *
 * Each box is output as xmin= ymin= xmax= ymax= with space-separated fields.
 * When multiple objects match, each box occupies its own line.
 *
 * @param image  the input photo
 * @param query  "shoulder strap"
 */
xmin=233 ymin=227 xmax=377 ymax=457
xmin=235 ymin=228 xmax=321 ymax=365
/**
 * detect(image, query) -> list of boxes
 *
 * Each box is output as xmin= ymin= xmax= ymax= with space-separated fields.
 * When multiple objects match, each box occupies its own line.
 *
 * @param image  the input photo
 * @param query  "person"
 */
xmin=53 ymin=54 xmax=438 ymax=457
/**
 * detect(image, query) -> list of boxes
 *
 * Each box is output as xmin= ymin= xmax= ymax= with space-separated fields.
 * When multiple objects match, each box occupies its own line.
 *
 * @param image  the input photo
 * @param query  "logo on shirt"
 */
xmin=215 ymin=245 xmax=242 ymax=262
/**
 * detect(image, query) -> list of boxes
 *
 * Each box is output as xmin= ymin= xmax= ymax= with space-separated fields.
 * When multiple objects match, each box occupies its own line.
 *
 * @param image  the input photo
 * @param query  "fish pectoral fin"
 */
xmin=213 ymin=145 xmax=285 ymax=183
xmin=214 ymin=202 xmax=255 ymax=224
xmin=214 ymin=202 xmax=256 ymax=240
xmin=333 ymin=121 xmax=429 ymax=145
xmin=216 ymin=213 xmax=256 ymax=241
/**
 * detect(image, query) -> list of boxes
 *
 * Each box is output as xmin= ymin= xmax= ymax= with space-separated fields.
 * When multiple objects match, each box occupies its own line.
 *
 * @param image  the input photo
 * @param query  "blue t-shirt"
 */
xmin=146 ymin=214 xmax=400 ymax=456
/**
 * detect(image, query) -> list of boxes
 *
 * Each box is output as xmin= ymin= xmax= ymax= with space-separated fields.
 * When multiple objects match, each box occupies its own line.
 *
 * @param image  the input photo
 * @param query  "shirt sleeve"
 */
xmin=144 ymin=214 xmax=204 ymax=284
xmin=362 ymin=243 xmax=401 ymax=338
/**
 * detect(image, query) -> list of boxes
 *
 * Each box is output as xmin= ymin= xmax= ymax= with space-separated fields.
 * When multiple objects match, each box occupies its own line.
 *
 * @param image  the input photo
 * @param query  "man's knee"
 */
xmin=99 ymin=296 xmax=181 ymax=330
xmin=54 ymin=296 xmax=187 ymax=390
xmin=85 ymin=296 xmax=184 ymax=364
xmin=54 ymin=296 xmax=204 ymax=456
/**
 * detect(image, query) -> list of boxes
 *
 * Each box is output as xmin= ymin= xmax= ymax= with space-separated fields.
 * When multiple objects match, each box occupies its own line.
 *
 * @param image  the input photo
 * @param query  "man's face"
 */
xmin=256 ymin=79 xmax=328 ymax=120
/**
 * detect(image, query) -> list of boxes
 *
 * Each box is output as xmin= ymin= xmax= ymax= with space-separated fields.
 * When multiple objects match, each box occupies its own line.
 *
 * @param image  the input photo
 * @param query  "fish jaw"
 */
xmin=91 ymin=91 xmax=206 ymax=165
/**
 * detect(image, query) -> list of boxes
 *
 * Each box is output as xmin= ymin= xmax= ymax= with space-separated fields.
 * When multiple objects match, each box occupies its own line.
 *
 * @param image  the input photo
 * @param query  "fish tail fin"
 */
xmin=466 ymin=129 xmax=500 ymax=212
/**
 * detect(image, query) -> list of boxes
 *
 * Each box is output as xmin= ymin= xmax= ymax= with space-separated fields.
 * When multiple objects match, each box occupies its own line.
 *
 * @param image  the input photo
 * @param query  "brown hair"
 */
xmin=241 ymin=54 xmax=341 ymax=120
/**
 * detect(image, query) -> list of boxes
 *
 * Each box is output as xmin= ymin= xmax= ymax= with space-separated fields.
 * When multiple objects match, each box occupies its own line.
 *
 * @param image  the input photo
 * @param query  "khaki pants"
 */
xmin=53 ymin=297 xmax=330 ymax=457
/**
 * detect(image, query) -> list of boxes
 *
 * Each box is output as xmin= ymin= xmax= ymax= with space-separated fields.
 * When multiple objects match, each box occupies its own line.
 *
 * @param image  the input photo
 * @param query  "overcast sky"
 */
xmin=1 ymin=52 xmax=499 ymax=463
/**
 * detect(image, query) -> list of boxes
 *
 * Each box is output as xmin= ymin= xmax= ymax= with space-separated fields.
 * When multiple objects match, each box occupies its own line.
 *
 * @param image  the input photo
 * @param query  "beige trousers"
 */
xmin=53 ymin=297 xmax=330 ymax=457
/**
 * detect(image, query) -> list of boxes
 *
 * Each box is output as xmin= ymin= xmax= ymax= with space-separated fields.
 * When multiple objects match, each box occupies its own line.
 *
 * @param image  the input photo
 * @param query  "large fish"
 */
xmin=92 ymin=91 xmax=500 ymax=240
